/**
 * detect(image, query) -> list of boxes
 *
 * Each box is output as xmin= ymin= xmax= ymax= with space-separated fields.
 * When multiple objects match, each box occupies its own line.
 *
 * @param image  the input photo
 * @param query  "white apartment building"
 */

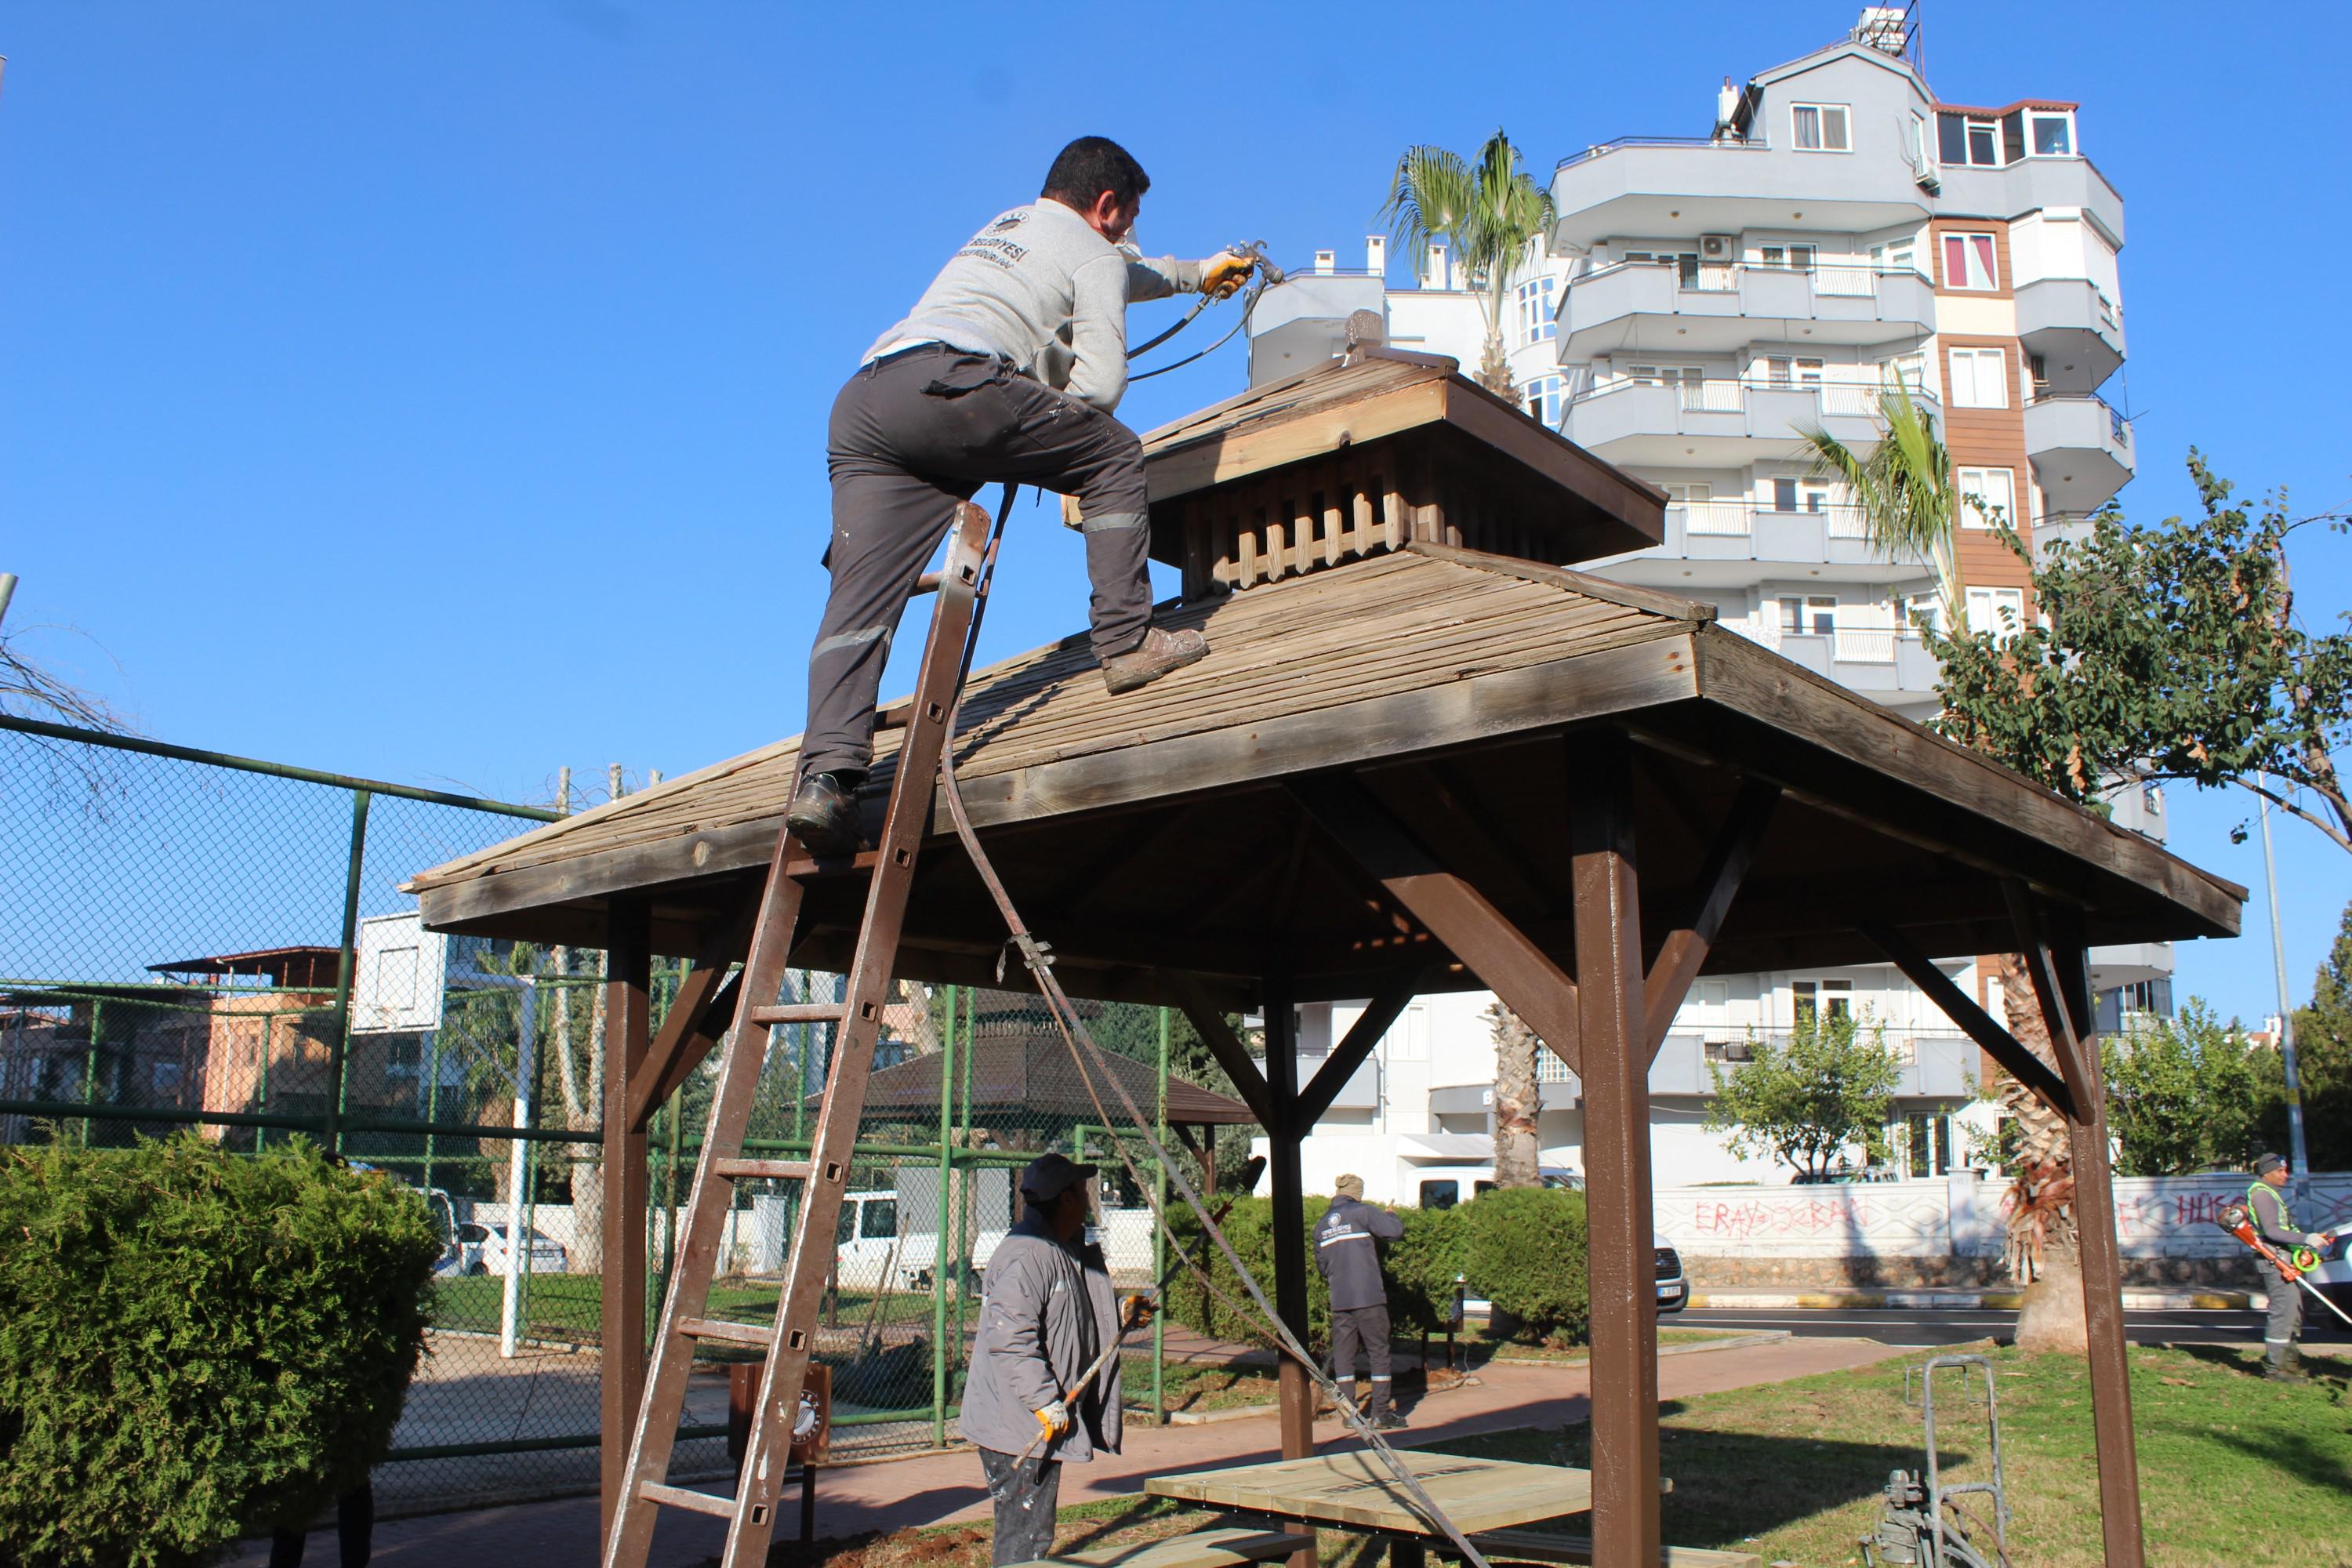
xmin=1244 ymin=6 xmax=2169 ymax=1200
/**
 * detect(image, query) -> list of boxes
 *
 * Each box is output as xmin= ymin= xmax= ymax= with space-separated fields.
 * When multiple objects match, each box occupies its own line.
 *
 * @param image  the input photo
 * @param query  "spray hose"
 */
xmin=934 ymin=485 xmax=1495 ymax=1568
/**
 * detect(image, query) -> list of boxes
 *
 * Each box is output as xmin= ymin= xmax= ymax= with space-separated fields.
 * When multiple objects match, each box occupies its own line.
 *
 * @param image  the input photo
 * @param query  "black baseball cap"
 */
xmin=2256 ymin=1152 xmax=2288 ymax=1177
xmin=1020 ymin=1152 xmax=1098 ymax=1201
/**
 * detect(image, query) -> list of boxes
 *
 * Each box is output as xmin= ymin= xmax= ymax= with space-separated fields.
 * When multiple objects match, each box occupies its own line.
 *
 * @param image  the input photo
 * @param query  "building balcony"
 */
xmin=1244 ymin=271 xmax=1390 ymax=386
xmin=1559 ymin=260 xmax=1936 ymax=358
xmin=1650 ymin=1030 xmax=1977 ymax=1099
xmin=1550 ymin=138 xmax=1934 ymax=251
xmin=1597 ymin=501 xmax=1935 ymax=591
xmin=2024 ymin=393 xmax=2135 ymax=514
xmin=1562 ymin=378 xmax=1923 ymax=468
xmin=1932 ymin=155 xmax=2126 ymax=249
xmin=1737 ymin=621 xmax=1943 ymax=707
xmin=2014 ymin=277 xmax=2125 ymax=395
xmin=2088 ymin=942 xmax=2173 ymax=995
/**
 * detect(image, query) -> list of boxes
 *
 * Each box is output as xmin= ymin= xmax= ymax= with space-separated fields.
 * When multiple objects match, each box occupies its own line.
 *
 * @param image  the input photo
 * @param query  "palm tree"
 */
xmin=1795 ymin=376 xmax=1966 ymax=634
xmin=1379 ymin=130 xmax=1556 ymax=401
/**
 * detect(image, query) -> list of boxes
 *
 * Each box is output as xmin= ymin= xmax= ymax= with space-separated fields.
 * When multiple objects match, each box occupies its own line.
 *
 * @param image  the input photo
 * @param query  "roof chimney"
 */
xmin=1425 ymin=242 xmax=1449 ymax=290
xmin=1366 ymin=234 xmax=1386 ymax=275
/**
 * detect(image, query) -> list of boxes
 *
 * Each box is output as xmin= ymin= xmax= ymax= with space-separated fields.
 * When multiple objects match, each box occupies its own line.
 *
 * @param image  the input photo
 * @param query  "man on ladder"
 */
xmin=788 ymin=136 xmax=1254 ymax=854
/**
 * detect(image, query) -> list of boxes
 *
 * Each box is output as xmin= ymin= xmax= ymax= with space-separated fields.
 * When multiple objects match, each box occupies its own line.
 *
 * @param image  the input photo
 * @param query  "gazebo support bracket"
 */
xmin=1640 ymin=779 xmax=1780 ymax=1064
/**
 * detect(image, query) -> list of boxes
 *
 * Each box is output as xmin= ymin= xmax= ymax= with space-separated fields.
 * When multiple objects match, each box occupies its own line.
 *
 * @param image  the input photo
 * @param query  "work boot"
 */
xmin=1371 ymin=1410 xmax=1410 ymax=1432
xmin=785 ymin=770 xmax=863 ymax=855
xmin=2267 ymin=1349 xmax=2310 ymax=1384
xmin=1099 ymin=626 xmax=1209 ymax=695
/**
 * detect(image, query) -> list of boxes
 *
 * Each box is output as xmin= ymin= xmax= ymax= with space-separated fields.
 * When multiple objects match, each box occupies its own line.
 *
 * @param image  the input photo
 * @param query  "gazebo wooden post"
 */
xmin=1571 ymin=732 xmax=1661 ymax=1568
xmin=1260 ymin=972 xmax=1319 ymax=1568
xmin=600 ymin=898 xmax=653 ymax=1541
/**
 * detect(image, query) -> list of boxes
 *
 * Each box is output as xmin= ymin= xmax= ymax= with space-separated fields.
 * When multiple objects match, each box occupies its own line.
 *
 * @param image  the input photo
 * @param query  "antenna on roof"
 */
xmin=1853 ymin=0 xmax=1924 ymax=75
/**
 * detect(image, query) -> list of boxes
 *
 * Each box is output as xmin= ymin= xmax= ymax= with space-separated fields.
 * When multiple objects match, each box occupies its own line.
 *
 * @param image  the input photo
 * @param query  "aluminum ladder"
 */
xmin=602 ymin=499 xmax=991 ymax=1568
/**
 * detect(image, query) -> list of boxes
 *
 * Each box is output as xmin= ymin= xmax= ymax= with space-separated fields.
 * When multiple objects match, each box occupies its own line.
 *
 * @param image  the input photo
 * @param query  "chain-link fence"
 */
xmin=1 ymin=716 xmax=1258 ymax=1516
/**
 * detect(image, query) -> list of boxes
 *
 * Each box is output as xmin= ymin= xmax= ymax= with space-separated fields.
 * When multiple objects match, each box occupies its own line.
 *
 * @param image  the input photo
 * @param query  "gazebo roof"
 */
xmin=851 ymin=1035 xmax=1257 ymax=1127
xmin=409 ymin=541 xmax=2241 ymax=1007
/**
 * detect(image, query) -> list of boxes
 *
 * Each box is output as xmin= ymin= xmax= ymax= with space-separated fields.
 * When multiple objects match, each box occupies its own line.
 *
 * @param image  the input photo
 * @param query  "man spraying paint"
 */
xmin=2245 ymin=1152 xmax=2341 ymax=1381
xmin=962 ymin=1153 xmax=1134 ymax=1565
xmin=1316 ymin=1174 xmax=1407 ymax=1430
xmin=787 ymin=136 xmax=1254 ymax=855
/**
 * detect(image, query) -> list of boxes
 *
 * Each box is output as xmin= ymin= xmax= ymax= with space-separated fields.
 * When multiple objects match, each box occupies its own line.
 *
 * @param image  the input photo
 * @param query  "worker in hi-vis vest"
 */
xmin=1316 ymin=1174 xmax=1408 ymax=1430
xmin=785 ymin=136 xmax=1255 ymax=857
xmin=2247 ymin=1152 xmax=2340 ymax=1381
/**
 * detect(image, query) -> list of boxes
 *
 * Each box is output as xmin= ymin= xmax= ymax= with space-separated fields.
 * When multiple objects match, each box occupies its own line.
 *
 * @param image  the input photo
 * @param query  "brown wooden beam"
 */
xmin=599 ymin=897 xmax=653 ymax=1543
xmin=1362 ymin=763 xmax=1556 ymax=919
xmin=1858 ymin=922 xmax=2077 ymax=1122
xmin=1171 ymin=973 xmax=1276 ymax=1129
xmin=1260 ymin=974 xmax=1317 ymax=1568
xmin=1570 ymin=731 xmax=1661 ymax=1568
xmin=1641 ymin=778 xmax=1780 ymax=1063
xmin=1289 ymin=772 xmax=1581 ymax=1076
xmin=1295 ymin=966 xmax=1428 ymax=1127
xmin=2002 ymin=887 xmax=2144 ymax=1568
xmin=624 ymin=898 xmax=757 ymax=1133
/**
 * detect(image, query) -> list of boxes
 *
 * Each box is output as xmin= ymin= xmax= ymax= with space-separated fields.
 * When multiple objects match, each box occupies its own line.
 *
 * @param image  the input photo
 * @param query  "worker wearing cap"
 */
xmin=1316 ymin=1174 xmax=1406 ymax=1430
xmin=964 ymin=1152 xmax=1127 ymax=1564
xmin=786 ymin=136 xmax=1258 ymax=856
xmin=2248 ymin=1152 xmax=2339 ymax=1381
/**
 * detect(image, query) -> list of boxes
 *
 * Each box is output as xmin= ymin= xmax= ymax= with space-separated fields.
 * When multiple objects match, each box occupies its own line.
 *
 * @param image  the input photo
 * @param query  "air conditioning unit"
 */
xmin=1699 ymin=234 xmax=1734 ymax=260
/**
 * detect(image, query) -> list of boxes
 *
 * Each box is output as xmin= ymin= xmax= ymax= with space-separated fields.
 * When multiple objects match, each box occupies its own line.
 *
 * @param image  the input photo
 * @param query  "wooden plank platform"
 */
xmin=1472 ymin=1526 xmax=1762 ymax=1568
xmin=1000 ymin=1528 xmax=1316 ymax=1568
xmin=1145 ymin=1452 xmax=1592 ymax=1538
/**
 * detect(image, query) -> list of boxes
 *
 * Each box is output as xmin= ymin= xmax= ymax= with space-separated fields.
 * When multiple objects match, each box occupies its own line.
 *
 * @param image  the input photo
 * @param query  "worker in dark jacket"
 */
xmin=962 ymin=1153 xmax=1126 ymax=1565
xmin=2248 ymin=1152 xmax=2339 ymax=1381
xmin=1316 ymin=1174 xmax=1407 ymax=1430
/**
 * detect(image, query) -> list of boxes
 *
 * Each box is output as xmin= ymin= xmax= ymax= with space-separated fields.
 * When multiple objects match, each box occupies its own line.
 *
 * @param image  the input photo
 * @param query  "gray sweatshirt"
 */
xmin=958 ymin=1211 xmax=1124 ymax=1460
xmin=1315 ymin=1196 xmax=1403 ymax=1313
xmin=864 ymin=198 xmax=1205 ymax=414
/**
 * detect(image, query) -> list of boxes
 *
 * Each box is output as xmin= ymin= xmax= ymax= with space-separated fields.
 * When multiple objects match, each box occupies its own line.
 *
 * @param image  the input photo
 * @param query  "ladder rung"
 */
xmin=786 ymin=846 xmax=881 ymax=878
xmin=911 ymin=569 xmax=945 ymax=595
xmin=874 ymin=700 xmax=913 ymax=731
xmin=713 ymin=1157 xmax=813 ymax=1181
xmin=679 ymin=1316 xmax=775 ymax=1348
xmin=747 ymin=1001 xmax=847 ymax=1027
xmin=640 ymin=1480 xmax=739 ymax=1518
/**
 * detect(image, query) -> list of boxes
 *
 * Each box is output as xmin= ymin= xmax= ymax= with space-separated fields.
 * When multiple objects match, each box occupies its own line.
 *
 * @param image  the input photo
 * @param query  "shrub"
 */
xmin=1462 ymin=1186 xmax=1589 ymax=1346
xmin=0 ymin=1134 xmax=440 ymax=1567
xmin=1161 ymin=1194 xmax=1468 ymax=1348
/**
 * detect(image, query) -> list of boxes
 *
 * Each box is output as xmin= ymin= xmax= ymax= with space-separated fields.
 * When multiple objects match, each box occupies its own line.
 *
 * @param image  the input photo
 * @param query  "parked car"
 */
xmin=1411 ymin=1163 xmax=1582 ymax=1210
xmin=1655 ymin=1246 xmax=1688 ymax=1314
xmin=470 ymin=1223 xmax=568 ymax=1276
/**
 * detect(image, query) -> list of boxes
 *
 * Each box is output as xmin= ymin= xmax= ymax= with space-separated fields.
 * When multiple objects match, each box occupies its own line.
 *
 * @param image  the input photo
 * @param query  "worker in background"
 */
xmin=787 ymin=136 xmax=1256 ymax=855
xmin=963 ymin=1153 xmax=1127 ymax=1566
xmin=1316 ymin=1174 xmax=1407 ymax=1430
xmin=2248 ymin=1152 xmax=2339 ymax=1381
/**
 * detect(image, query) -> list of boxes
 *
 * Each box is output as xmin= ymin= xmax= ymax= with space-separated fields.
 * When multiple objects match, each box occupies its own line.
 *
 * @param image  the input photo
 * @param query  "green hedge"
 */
xmin=1162 ymin=1195 xmax=1471 ymax=1349
xmin=1463 ymin=1186 xmax=1589 ymax=1346
xmin=0 ymin=1135 xmax=441 ymax=1567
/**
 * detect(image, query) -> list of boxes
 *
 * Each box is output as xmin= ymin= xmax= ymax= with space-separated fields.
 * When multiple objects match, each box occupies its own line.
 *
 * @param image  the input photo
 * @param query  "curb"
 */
xmin=1686 ymin=1289 xmax=2259 ymax=1311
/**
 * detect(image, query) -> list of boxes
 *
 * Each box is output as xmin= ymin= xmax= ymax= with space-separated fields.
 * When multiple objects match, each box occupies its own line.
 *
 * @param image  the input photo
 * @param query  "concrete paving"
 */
xmin=226 ymin=1334 xmax=1906 ymax=1567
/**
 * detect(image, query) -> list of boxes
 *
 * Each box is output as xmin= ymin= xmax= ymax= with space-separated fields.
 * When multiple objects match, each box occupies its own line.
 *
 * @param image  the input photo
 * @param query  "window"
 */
xmin=1791 ymin=103 xmax=1851 ymax=151
xmin=1956 ymin=466 xmax=2016 ymax=530
xmin=1768 ymin=478 xmax=1831 ymax=514
xmin=1627 ymin=363 xmax=1703 ymax=390
xmin=1965 ymin=586 xmax=2025 ymax=637
xmin=1419 ymin=1180 xmax=1461 ymax=1210
xmin=1761 ymin=355 xmax=1822 ymax=388
xmin=1868 ymin=238 xmax=1918 ymax=275
xmin=1780 ymin=595 xmax=1835 ymax=637
xmin=1759 ymin=244 xmax=1816 ymax=271
xmin=1903 ymin=592 xmax=1944 ymax=633
xmin=1882 ymin=353 xmax=1927 ymax=393
xmin=2030 ymin=111 xmax=2074 ymax=156
xmin=861 ymin=1200 xmax=898 ymax=1240
xmin=1792 ymin=978 xmax=1853 ymax=1025
xmin=1515 ymin=275 xmax=1558 ymax=347
xmin=1938 ymin=113 xmax=2003 ymax=167
xmin=1941 ymin=232 xmax=1998 ymax=290
xmin=1947 ymin=347 xmax=2007 ymax=408
xmin=1905 ymin=1113 xmax=1953 ymax=1178
xmin=1524 ymin=374 xmax=1563 ymax=428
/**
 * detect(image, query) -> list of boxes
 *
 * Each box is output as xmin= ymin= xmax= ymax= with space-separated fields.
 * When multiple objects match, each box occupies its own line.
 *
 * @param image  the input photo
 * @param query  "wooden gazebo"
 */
xmin=411 ymin=350 xmax=2241 ymax=1568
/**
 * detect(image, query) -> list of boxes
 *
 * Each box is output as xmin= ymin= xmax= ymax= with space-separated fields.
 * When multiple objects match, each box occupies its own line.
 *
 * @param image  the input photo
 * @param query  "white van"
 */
xmin=1408 ymin=1163 xmax=1581 ymax=1210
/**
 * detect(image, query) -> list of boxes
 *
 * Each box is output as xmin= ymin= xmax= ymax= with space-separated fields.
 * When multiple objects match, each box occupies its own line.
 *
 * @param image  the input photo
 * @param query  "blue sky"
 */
xmin=3 ymin=2 xmax=2347 ymax=1024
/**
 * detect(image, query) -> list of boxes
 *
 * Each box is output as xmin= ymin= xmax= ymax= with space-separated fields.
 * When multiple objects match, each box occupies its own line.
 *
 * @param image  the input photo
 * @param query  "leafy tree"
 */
xmin=2285 ymin=895 xmax=2352 ymax=1171
xmin=1932 ymin=455 xmax=2352 ymax=850
xmin=1701 ymin=1011 xmax=1900 ymax=1179
xmin=1798 ymin=379 xmax=1965 ymax=632
xmin=2101 ymin=999 xmax=2281 ymax=1175
xmin=1378 ymin=130 xmax=1556 ymax=399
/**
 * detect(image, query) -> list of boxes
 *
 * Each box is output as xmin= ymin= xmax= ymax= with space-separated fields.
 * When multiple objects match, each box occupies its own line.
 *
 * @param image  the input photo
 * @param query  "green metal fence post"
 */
xmin=1155 ymin=1006 xmax=1170 ymax=1423
xmin=324 ymin=789 xmax=372 ymax=1156
xmin=81 ymin=997 xmax=103 ymax=1147
xmin=932 ymin=984 xmax=957 ymax=1447
xmin=420 ymin=1028 xmax=439 ymax=1191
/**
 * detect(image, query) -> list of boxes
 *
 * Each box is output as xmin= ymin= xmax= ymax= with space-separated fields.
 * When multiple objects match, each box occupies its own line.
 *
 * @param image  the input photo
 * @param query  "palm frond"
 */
xmin=1798 ymin=375 xmax=1964 ymax=630
xmin=1377 ymin=130 xmax=1556 ymax=397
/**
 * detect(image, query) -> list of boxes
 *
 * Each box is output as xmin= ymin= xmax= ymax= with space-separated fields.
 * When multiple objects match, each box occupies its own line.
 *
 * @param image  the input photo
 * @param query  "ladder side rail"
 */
xmin=718 ymin=507 xmax=991 ymax=1568
xmin=602 ymin=836 xmax=820 ymax=1568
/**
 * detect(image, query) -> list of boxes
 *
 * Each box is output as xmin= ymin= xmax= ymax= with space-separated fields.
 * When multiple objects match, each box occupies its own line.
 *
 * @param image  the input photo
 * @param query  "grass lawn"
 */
xmin=429 ymin=1273 xmax=946 ymax=1343
xmin=1444 ymin=1340 xmax=2352 ymax=1566
xmin=1463 ymin=1326 xmax=1752 ymax=1365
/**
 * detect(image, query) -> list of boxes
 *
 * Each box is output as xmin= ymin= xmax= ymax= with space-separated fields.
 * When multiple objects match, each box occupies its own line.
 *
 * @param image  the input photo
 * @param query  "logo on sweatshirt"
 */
xmin=989 ymin=212 xmax=1029 ymax=234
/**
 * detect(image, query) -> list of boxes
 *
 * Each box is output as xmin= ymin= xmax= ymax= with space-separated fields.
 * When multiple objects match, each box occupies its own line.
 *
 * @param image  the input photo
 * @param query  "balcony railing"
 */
xmin=1555 ymin=134 xmax=1770 ymax=171
xmin=1670 ymin=501 xmax=1871 ymax=540
xmin=1570 ymin=257 xmax=1926 ymax=295
xmin=1575 ymin=377 xmax=1911 ymax=419
xmin=2031 ymin=390 xmax=2132 ymax=448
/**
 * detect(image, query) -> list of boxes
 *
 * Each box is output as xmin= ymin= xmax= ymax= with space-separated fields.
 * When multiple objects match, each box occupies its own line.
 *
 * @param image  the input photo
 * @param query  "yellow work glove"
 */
xmin=1200 ymin=251 xmax=1256 ymax=299
xmin=1034 ymin=1399 xmax=1071 ymax=1439
xmin=1122 ymin=1292 xmax=1157 ymax=1328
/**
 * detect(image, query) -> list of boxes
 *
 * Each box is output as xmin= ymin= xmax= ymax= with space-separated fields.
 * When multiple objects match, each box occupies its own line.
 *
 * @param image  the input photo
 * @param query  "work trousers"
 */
xmin=2259 ymin=1258 xmax=2303 ymax=1366
xmin=269 ymin=1483 xmax=374 ymax=1568
xmin=1329 ymin=1303 xmax=1394 ymax=1416
xmin=801 ymin=344 xmax=1155 ymax=783
xmin=979 ymin=1446 xmax=1063 ymax=1567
